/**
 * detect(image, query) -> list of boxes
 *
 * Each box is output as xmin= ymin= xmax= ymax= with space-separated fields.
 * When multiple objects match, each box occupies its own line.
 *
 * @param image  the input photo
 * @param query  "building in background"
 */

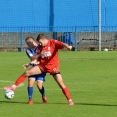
xmin=0 ymin=0 xmax=117 ymax=51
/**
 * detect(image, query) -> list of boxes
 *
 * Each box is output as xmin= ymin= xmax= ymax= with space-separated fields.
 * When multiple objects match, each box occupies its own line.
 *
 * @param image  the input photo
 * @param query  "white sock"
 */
xmin=12 ymin=84 xmax=16 ymax=88
xmin=68 ymin=99 xmax=72 ymax=102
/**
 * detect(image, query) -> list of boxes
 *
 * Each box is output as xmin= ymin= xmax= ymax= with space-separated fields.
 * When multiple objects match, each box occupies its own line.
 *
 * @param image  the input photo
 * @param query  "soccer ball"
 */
xmin=4 ymin=90 xmax=14 ymax=99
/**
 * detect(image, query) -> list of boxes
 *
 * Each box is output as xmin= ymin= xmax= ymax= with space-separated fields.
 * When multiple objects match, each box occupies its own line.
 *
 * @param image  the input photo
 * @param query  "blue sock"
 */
xmin=39 ymin=86 xmax=45 ymax=97
xmin=27 ymin=86 xmax=33 ymax=100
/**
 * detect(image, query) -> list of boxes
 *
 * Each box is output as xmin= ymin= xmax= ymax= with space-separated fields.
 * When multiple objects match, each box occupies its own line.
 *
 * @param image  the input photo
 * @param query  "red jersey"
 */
xmin=37 ymin=39 xmax=64 ymax=70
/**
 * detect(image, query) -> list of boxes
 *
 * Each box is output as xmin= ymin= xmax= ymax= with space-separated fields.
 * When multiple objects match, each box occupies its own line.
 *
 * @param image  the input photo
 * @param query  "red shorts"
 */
xmin=38 ymin=64 xmax=60 ymax=75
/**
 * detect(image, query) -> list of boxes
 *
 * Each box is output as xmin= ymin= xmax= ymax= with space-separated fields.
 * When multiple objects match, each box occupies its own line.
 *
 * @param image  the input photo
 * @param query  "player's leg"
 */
xmin=36 ymin=73 xmax=47 ymax=104
xmin=4 ymin=66 xmax=42 ymax=91
xmin=27 ymin=77 xmax=35 ymax=104
xmin=53 ymin=73 xmax=74 ymax=105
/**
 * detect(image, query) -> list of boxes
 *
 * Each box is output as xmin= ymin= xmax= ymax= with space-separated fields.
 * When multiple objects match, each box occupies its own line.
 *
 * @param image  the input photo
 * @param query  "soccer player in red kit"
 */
xmin=36 ymin=34 xmax=74 ymax=105
xmin=37 ymin=37 xmax=64 ymax=74
xmin=4 ymin=34 xmax=74 ymax=105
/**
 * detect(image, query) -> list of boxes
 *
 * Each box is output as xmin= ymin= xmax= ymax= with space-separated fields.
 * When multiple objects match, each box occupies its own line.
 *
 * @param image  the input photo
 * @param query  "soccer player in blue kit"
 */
xmin=4 ymin=37 xmax=47 ymax=104
xmin=24 ymin=37 xmax=47 ymax=104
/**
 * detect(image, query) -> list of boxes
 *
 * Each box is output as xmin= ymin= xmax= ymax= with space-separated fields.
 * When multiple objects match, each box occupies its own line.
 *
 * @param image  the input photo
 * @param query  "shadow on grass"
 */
xmin=0 ymin=100 xmax=27 ymax=104
xmin=76 ymin=102 xmax=117 ymax=107
xmin=0 ymin=101 xmax=69 ymax=105
xmin=0 ymin=101 xmax=67 ymax=105
xmin=1 ymin=101 xmax=117 ymax=106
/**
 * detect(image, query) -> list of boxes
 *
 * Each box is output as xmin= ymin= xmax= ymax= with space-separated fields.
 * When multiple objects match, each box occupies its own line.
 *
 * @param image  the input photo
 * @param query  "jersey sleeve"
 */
xmin=52 ymin=40 xmax=64 ymax=49
xmin=26 ymin=48 xmax=33 ymax=58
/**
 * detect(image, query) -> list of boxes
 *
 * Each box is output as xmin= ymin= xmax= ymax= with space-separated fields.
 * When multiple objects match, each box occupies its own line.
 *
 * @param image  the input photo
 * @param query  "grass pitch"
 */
xmin=0 ymin=51 xmax=117 ymax=117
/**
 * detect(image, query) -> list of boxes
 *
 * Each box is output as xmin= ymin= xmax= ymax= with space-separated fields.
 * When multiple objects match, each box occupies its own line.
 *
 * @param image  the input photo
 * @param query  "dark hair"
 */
xmin=25 ymin=37 xmax=35 ymax=42
xmin=36 ymin=34 xmax=45 ymax=42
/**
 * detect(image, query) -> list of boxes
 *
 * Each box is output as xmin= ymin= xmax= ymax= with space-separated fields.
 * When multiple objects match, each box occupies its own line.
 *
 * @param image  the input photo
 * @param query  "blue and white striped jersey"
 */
xmin=26 ymin=45 xmax=39 ymax=68
xmin=26 ymin=45 xmax=46 ymax=80
xmin=26 ymin=45 xmax=38 ymax=60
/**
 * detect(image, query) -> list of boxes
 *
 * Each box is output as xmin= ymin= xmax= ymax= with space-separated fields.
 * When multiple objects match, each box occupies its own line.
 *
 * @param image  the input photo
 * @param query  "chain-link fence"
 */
xmin=0 ymin=26 xmax=117 ymax=51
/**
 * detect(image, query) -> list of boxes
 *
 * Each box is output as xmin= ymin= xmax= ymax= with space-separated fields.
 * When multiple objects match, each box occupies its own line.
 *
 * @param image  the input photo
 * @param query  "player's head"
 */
xmin=25 ymin=37 xmax=37 ymax=48
xmin=36 ymin=34 xmax=47 ymax=46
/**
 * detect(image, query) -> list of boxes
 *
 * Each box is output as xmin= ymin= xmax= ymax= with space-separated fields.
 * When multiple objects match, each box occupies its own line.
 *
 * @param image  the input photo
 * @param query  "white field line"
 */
xmin=0 ymin=88 xmax=93 ymax=91
xmin=0 ymin=88 xmax=116 ymax=92
xmin=0 ymin=80 xmax=116 ymax=92
xmin=0 ymin=87 xmax=111 ymax=92
xmin=0 ymin=80 xmax=13 ymax=82
xmin=0 ymin=80 xmax=25 ymax=89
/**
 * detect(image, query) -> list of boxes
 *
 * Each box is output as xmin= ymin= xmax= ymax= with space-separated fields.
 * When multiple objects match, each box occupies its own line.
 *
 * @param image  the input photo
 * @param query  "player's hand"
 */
xmin=40 ymin=50 xmax=45 ymax=58
xmin=62 ymin=43 xmax=72 ymax=50
xmin=68 ymin=46 xmax=73 ymax=50
xmin=23 ymin=63 xmax=29 ymax=69
xmin=30 ymin=60 xmax=40 ymax=65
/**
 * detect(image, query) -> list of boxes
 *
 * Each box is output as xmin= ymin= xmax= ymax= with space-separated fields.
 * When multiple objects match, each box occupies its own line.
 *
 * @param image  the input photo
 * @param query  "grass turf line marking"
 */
xmin=0 ymin=80 xmax=25 ymax=88
xmin=0 ymin=88 xmax=114 ymax=92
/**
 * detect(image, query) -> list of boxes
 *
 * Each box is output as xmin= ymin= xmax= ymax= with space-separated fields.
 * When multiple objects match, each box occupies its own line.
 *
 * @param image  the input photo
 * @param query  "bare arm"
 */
xmin=23 ymin=60 xmax=40 ymax=69
xmin=62 ymin=43 xmax=72 ymax=50
xmin=23 ymin=53 xmax=41 ymax=69
xmin=23 ymin=52 xmax=44 ymax=69
xmin=30 ymin=54 xmax=41 ymax=61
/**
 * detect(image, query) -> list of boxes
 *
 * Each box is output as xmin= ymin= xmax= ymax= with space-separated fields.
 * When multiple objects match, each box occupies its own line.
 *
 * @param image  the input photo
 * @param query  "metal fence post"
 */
xmin=20 ymin=27 xmax=23 ymax=52
xmin=74 ymin=27 xmax=77 ymax=51
xmin=98 ymin=0 xmax=101 ymax=51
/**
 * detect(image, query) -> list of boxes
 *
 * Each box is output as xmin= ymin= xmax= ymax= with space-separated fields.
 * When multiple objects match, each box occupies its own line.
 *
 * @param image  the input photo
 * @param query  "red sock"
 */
xmin=62 ymin=87 xmax=71 ymax=100
xmin=14 ymin=74 xmax=27 ymax=86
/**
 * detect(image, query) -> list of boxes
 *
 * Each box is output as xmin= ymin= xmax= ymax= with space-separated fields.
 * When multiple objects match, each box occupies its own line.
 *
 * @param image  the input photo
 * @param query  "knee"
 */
xmin=28 ymin=79 xmax=34 ymax=87
xmin=37 ymin=85 xmax=42 ymax=89
xmin=37 ymin=83 xmax=43 ymax=89
xmin=60 ymin=84 xmax=66 ymax=89
xmin=23 ymin=71 xmax=30 ymax=77
xmin=57 ymin=82 xmax=66 ymax=89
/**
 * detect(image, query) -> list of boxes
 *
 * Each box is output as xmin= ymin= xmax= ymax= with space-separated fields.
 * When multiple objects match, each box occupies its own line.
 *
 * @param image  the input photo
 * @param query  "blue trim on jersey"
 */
xmin=28 ymin=72 xmax=46 ymax=82
xmin=26 ymin=45 xmax=46 ymax=82
xmin=26 ymin=48 xmax=33 ymax=58
xmin=26 ymin=45 xmax=38 ymax=59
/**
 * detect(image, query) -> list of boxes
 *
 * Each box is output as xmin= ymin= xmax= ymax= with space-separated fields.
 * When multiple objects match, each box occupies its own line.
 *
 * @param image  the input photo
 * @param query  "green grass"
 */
xmin=0 ymin=51 xmax=117 ymax=117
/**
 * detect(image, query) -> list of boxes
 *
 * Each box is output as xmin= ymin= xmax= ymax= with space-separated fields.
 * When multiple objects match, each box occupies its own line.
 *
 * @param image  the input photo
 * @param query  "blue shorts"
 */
xmin=28 ymin=72 xmax=46 ymax=82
